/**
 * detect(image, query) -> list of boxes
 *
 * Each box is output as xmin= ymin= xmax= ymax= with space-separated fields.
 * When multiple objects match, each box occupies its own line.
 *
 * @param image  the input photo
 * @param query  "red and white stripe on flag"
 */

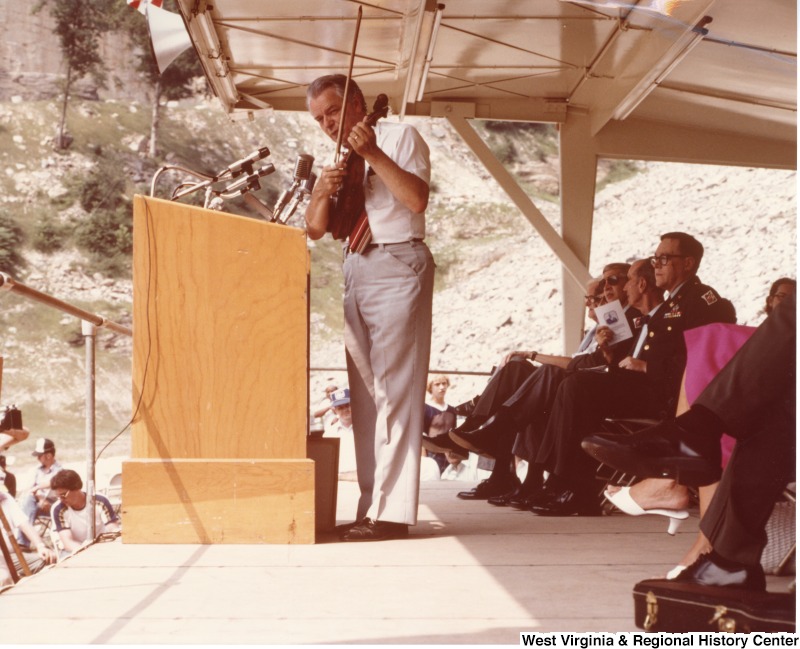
xmin=127 ymin=0 xmax=164 ymax=15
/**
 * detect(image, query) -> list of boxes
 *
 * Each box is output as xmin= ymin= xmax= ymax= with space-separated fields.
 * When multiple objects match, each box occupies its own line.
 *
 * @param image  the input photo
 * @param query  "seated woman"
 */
xmin=604 ymin=277 xmax=795 ymax=576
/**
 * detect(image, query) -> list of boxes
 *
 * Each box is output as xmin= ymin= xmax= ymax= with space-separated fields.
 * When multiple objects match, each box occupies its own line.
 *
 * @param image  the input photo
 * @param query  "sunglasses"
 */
xmin=599 ymin=275 xmax=624 ymax=288
xmin=584 ymin=295 xmax=603 ymax=306
xmin=56 ymin=490 xmax=70 ymax=500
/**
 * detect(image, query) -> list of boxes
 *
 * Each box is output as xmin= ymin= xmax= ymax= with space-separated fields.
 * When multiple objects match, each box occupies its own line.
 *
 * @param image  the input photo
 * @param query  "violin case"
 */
xmin=633 ymin=579 xmax=795 ymax=633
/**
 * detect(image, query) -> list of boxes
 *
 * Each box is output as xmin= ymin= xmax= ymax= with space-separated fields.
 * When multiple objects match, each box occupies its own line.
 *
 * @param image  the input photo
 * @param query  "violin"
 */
xmin=327 ymin=93 xmax=390 ymax=244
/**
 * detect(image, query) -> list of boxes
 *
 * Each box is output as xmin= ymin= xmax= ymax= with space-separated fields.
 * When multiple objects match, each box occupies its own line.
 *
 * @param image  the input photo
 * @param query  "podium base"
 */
xmin=121 ymin=459 xmax=315 ymax=544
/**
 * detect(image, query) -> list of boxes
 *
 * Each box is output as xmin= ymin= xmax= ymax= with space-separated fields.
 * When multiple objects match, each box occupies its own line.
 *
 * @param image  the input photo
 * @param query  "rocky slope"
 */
xmin=0 ymin=97 xmax=795 ymax=470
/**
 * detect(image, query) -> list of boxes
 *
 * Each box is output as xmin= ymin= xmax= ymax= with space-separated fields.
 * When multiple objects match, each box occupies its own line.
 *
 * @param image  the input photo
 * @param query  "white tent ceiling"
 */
xmin=175 ymin=0 xmax=796 ymax=160
xmin=173 ymin=0 xmax=797 ymax=347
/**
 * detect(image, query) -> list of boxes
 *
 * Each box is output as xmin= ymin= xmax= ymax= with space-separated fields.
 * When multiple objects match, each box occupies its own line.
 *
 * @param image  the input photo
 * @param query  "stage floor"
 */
xmin=0 ymin=480 xmax=793 ymax=644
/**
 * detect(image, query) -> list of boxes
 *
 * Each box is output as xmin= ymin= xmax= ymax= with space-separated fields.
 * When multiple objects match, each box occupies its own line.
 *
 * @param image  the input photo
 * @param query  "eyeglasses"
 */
xmin=56 ymin=490 xmax=70 ymax=500
xmin=584 ymin=295 xmax=602 ymax=306
xmin=650 ymin=254 xmax=687 ymax=267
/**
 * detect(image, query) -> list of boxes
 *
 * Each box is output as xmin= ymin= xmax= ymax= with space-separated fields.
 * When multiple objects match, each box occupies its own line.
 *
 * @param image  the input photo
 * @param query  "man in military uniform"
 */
xmin=527 ymin=233 xmax=737 ymax=516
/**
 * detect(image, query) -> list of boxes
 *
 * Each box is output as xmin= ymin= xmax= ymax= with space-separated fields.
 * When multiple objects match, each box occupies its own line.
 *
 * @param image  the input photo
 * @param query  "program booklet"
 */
xmin=594 ymin=299 xmax=633 ymax=343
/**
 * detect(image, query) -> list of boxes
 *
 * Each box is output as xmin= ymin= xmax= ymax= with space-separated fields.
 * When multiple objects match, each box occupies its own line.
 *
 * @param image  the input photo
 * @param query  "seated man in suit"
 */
xmin=435 ymin=263 xmax=639 ymax=502
xmin=583 ymin=292 xmax=795 ymax=590
xmin=527 ymin=233 xmax=736 ymax=516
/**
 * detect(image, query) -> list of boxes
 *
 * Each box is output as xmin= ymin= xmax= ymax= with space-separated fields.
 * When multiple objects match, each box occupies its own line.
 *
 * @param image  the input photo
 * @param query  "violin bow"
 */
xmin=334 ymin=5 xmax=363 ymax=164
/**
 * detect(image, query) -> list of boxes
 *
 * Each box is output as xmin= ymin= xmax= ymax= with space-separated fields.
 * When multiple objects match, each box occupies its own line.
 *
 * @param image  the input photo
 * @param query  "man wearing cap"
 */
xmin=15 ymin=437 xmax=62 ymax=550
xmin=324 ymin=389 xmax=357 ymax=479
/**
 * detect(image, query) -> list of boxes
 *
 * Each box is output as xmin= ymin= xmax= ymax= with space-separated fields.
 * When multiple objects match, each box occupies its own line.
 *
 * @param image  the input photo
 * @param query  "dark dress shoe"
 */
xmin=581 ymin=420 xmax=722 ymax=487
xmin=529 ymin=488 xmax=602 ymax=516
xmin=457 ymin=476 xmax=520 ymax=500
xmin=673 ymin=552 xmax=766 ymax=591
xmin=449 ymin=414 xmax=487 ymax=437
xmin=341 ymin=518 xmax=409 ymax=542
xmin=487 ymin=486 xmax=525 ymax=507
xmin=509 ymin=485 xmax=553 ymax=510
xmin=449 ymin=424 xmax=502 ymax=458
xmin=422 ymin=432 xmax=464 ymax=455
xmin=335 ymin=520 xmax=360 ymax=538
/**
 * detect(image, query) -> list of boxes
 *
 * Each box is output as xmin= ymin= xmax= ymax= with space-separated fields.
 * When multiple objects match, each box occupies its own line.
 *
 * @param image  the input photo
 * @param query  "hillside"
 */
xmin=0 ymin=96 xmax=795 ymax=475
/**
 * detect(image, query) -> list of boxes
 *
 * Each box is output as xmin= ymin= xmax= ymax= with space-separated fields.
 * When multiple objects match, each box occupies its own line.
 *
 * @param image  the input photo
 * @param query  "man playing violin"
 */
xmin=305 ymin=74 xmax=435 ymax=542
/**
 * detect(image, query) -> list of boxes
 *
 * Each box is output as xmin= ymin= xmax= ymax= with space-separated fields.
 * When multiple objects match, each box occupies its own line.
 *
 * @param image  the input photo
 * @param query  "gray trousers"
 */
xmin=343 ymin=240 xmax=435 ymax=525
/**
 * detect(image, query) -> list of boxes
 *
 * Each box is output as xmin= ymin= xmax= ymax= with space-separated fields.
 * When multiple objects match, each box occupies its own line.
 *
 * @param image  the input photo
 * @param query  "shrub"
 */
xmin=0 ymin=213 xmax=26 ymax=275
xmin=74 ymin=204 xmax=132 ymax=277
xmin=33 ymin=214 xmax=70 ymax=253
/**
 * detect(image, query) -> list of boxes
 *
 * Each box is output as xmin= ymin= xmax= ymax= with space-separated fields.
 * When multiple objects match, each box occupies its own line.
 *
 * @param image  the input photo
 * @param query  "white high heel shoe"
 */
xmin=666 ymin=565 xmax=687 ymax=579
xmin=604 ymin=487 xmax=689 ymax=535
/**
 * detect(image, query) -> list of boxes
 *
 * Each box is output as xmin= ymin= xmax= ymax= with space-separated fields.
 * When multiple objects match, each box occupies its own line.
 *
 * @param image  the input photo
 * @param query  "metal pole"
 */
xmin=0 ymin=272 xmax=131 ymax=337
xmin=83 ymin=320 xmax=97 ymax=542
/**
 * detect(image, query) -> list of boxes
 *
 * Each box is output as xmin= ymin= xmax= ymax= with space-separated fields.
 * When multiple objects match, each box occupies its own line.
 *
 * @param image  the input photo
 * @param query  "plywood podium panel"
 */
xmin=122 ymin=459 xmax=314 ymax=544
xmin=128 ymin=196 xmax=313 ymax=544
xmin=131 ymin=196 xmax=309 ymax=460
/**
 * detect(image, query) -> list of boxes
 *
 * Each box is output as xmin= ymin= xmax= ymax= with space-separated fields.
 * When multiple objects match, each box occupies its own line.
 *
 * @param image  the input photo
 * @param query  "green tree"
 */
xmin=34 ymin=0 xmax=117 ymax=150
xmin=121 ymin=0 xmax=205 ymax=157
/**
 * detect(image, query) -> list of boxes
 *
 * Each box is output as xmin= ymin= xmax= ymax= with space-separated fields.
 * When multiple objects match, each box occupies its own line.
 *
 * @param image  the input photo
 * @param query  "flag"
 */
xmin=127 ymin=0 xmax=163 ymax=16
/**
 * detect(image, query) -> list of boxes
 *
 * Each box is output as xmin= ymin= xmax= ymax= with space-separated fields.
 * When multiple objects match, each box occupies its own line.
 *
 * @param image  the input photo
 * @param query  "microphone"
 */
xmin=225 ymin=146 xmax=271 ymax=178
xmin=221 ymin=163 xmax=275 ymax=196
xmin=273 ymin=154 xmax=314 ymax=222
xmin=278 ymin=172 xmax=317 ymax=224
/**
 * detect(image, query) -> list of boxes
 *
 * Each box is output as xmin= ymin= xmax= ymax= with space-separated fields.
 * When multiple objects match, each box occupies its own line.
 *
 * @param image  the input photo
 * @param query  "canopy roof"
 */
xmin=173 ymin=0 xmax=796 ymax=348
xmin=176 ymin=0 xmax=796 ymax=166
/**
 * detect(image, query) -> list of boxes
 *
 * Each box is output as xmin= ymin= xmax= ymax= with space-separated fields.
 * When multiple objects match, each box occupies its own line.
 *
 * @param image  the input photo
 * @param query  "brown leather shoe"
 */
xmin=341 ymin=518 xmax=409 ymax=542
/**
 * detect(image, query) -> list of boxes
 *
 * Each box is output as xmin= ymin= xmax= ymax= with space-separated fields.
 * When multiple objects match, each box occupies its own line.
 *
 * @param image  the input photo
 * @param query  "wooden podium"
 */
xmin=122 ymin=196 xmax=315 ymax=544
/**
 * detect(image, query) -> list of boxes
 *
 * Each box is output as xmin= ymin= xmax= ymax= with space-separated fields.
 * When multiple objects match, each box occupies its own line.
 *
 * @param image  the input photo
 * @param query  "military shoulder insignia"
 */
xmin=702 ymin=290 xmax=718 ymax=305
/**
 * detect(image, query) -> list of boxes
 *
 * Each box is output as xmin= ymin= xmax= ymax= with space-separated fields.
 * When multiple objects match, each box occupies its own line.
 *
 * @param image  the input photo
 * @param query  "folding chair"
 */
xmin=102 ymin=473 xmax=123 ymax=515
xmin=0 ymin=505 xmax=32 ymax=584
xmin=762 ymin=484 xmax=796 ymax=576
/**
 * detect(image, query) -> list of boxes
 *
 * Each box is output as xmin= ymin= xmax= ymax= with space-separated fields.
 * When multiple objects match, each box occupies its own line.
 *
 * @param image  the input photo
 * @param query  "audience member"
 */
xmin=441 ymin=451 xmax=476 ymax=481
xmin=324 ymin=389 xmax=357 ymax=480
xmin=16 ymin=438 xmax=63 ymax=550
xmin=50 ymin=469 xmax=120 ymax=555
xmin=584 ymin=292 xmax=795 ymax=590
xmin=525 ymin=233 xmax=736 ymax=517
xmin=423 ymin=375 xmax=459 ymax=473
xmin=0 ymin=490 xmax=56 ymax=586
xmin=0 ymin=455 xmax=15 ymax=497
xmin=764 ymin=277 xmax=795 ymax=315
xmin=313 ymin=382 xmax=340 ymax=430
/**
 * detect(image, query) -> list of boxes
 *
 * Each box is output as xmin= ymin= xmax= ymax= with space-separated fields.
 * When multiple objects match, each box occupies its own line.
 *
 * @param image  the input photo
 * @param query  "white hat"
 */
xmin=32 ymin=438 xmax=55 ymax=456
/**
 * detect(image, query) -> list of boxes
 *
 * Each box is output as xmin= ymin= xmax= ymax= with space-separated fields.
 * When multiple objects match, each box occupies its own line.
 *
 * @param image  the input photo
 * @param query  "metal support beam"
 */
xmin=558 ymin=112 xmax=600 ymax=353
xmin=446 ymin=115 xmax=591 ymax=292
xmin=595 ymin=117 xmax=797 ymax=169
xmin=447 ymin=114 xmax=594 ymax=354
xmin=82 ymin=321 xmax=97 ymax=543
